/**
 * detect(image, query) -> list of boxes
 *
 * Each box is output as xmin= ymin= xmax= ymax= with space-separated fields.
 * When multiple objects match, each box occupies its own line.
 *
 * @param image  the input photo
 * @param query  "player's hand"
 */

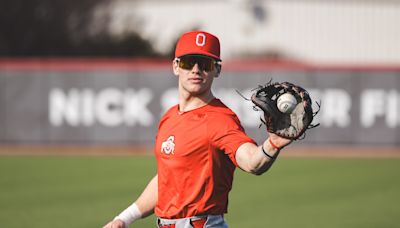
xmin=103 ymin=219 xmax=126 ymax=228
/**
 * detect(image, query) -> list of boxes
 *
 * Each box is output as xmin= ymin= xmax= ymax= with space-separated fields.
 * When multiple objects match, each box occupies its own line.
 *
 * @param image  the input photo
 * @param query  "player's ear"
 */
xmin=215 ymin=64 xmax=221 ymax=78
xmin=172 ymin=59 xmax=179 ymax=76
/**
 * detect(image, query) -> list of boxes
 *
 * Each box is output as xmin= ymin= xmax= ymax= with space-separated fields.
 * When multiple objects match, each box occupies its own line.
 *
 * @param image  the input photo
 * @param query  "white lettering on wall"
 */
xmin=386 ymin=90 xmax=399 ymax=128
xmin=95 ymin=88 xmax=123 ymax=126
xmin=49 ymin=87 xmax=399 ymax=129
xmin=123 ymin=89 xmax=154 ymax=126
xmin=307 ymin=89 xmax=351 ymax=128
xmin=49 ymin=88 xmax=81 ymax=126
xmin=81 ymin=89 xmax=94 ymax=126
xmin=49 ymin=88 xmax=154 ymax=127
xmin=361 ymin=89 xmax=399 ymax=128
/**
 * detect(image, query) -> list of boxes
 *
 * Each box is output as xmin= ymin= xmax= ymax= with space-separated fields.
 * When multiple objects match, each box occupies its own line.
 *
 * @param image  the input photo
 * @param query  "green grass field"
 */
xmin=0 ymin=155 xmax=399 ymax=228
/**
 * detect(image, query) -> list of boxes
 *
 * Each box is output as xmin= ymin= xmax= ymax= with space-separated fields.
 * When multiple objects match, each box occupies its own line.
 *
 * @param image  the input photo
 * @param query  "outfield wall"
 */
xmin=0 ymin=59 xmax=399 ymax=147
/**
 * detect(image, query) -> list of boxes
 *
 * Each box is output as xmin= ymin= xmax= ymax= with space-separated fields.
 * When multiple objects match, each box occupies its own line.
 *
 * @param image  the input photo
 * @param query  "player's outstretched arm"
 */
xmin=235 ymin=134 xmax=291 ymax=175
xmin=103 ymin=175 xmax=158 ymax=228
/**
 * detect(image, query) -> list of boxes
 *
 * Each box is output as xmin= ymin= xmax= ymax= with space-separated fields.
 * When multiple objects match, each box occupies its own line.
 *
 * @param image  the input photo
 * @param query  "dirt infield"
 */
xmin=0 ymin=144 xmax=399 ymax=158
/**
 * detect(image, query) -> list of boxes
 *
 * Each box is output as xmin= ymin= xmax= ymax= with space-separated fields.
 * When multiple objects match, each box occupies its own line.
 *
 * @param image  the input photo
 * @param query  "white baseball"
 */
xmin=277 ymin=93 xmax=297 ymax=114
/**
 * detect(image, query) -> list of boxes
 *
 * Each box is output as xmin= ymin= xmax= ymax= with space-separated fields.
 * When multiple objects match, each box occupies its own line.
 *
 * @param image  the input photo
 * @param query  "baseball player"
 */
xmin=103 ymin=31 xmax=292 ymax=228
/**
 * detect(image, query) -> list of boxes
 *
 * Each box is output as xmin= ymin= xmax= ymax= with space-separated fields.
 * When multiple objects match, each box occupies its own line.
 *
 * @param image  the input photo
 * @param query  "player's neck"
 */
xmin=178 ymin=92 xmax=215 ymax=113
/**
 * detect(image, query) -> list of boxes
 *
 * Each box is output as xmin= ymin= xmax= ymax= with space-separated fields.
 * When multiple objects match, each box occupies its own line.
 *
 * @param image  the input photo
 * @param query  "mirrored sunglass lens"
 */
xmin=179 ymin=56 xmax=215 ymax=71
xmin=198 ymin=58 xmax=215 ymax=71
xmin=178 ymin=58 xmax=195 ymax=70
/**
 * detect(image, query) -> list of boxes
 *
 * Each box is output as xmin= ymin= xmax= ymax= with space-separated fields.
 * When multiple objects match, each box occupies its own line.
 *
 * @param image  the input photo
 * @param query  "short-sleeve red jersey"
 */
xmin=154 ymin=98 xmax=256 ymax=219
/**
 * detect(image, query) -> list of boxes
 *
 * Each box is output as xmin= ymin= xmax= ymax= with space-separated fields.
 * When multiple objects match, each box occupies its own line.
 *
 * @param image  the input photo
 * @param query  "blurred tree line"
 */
xmin=0 ymin=0 xmax=161 ymax=57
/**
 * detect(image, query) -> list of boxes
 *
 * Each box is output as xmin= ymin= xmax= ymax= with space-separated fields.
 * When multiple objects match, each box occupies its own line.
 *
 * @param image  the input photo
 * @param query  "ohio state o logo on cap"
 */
xmin=175 ymin=30 xmax=221 ymax=61
xmin=195 ymin=33 xmax=206 ymax=46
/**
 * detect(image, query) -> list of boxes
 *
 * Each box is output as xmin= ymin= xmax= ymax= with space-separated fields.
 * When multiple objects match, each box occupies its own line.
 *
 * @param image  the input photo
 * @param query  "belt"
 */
xmin=158 ymin=216 xmax=207 ymax=228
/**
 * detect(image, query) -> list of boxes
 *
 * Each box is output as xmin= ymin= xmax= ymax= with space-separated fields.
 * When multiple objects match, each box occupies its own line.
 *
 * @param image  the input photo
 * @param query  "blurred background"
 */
xmin=0 ymin=0 xmax=399 ymax=227
xmin=1 ymin=0 xmax=399 ymax=150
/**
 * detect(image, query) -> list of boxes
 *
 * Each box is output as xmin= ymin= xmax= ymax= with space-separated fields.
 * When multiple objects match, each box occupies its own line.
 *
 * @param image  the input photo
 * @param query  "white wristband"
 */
xmin=114 ymin=203 xmax=142 ymax=225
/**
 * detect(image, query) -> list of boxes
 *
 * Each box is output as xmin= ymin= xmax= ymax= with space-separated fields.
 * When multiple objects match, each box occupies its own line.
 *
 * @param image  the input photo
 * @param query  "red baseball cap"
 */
xmin=175 ymin=31 xmax=221 ymax=61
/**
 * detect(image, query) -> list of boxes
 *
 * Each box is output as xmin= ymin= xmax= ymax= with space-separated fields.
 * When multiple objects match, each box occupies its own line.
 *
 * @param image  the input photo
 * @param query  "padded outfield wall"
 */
xmin=0 ymin=59 xmax=399 ymax=147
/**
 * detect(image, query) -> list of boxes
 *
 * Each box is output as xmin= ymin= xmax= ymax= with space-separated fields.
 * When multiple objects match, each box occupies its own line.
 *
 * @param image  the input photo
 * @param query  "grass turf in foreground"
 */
xmin=0 ymin=156 xmax=399 ymax=228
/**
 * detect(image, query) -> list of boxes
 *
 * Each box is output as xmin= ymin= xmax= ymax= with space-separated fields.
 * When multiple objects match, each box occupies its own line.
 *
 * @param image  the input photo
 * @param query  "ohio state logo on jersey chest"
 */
xmin=161 ymin=135 xmax=175 ymax=155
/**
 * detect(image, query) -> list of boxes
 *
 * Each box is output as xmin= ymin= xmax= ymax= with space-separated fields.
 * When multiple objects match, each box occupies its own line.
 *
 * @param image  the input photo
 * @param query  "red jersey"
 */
xmin=154 ymin=98 xmax=255 ymax=219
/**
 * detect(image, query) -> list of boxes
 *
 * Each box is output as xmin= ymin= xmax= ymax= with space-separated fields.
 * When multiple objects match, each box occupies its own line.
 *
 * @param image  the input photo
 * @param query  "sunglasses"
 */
xmin=176 ymin=55 xmax=219 ymax=72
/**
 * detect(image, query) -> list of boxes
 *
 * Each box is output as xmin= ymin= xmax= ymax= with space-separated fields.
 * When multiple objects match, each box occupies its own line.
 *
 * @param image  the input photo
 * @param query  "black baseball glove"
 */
xmin=250 ymin=81 xmax=320 ymax=140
